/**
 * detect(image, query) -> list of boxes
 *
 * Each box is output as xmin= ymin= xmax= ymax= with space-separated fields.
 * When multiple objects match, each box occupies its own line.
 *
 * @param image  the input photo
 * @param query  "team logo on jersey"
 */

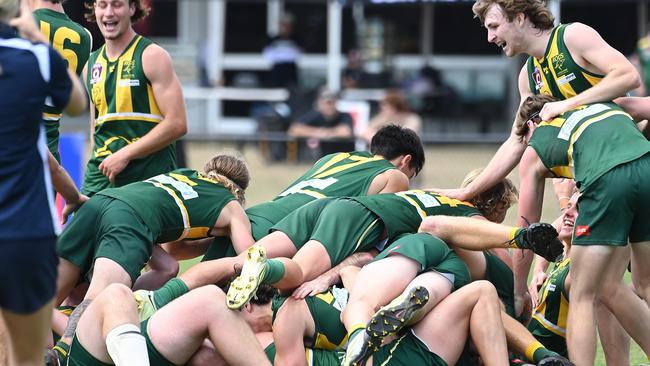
xmin=551 ymin=53 xmax=565 ymax=71
xmin=532 ymin=67 xmax=544 ymax=91
xmin=575 ymin=225 xmax=590 ymax=236
xmin=121 ymin=60 xmax=137 ymax=79
xmin=90 ymin=63 xmax=103 ymax=84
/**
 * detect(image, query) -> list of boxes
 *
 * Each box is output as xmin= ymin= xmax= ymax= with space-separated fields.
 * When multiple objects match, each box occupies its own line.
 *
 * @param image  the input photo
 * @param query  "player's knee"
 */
xmin=193 ymin=285 xmax=227 ymax=309
xmin=473 ymin=280 xmax=498 ymax=300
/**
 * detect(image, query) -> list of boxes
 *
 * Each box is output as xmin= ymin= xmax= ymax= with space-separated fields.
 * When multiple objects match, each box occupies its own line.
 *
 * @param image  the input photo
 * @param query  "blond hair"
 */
xmin=462 ymin=168 xmax=518 ymax=217
xmin=203 ymin=155 xmax=250 ymax=204
xmin=0 ymin=0 xmax=19 ymax=23
xmin=472 ymin=0 xmax=554 ymax=31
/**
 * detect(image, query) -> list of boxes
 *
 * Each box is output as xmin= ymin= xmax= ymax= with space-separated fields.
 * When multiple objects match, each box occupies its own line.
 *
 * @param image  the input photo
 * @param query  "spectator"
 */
xmin=288 ymin=87 xmax=354 ymax=160
xmin=263 ymin=13 xmax=300 ymax=88
xmin=360 ymin=90 xmax=422 ymax=143
xmin=342 ymin=48 xmax=363 ymax=89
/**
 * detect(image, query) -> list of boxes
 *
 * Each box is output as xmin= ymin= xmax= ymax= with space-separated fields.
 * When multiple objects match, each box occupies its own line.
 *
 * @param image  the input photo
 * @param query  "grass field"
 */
xmin=180 ymin=141 xmax=647 ymax=365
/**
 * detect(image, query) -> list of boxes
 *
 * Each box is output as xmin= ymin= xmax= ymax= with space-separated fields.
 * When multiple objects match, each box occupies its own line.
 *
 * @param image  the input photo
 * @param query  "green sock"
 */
xmin=53 ymin=341 xmax=70 ymax=360
xmin=153 ymin=278 xmax=189 ymax=309
xmin=262 ymin=259 xmax=285 ymax=285
xmin=532 ymin=346 xmax=559 ymax=363
xmin=511 ymin=228 xmax=527 ymax=249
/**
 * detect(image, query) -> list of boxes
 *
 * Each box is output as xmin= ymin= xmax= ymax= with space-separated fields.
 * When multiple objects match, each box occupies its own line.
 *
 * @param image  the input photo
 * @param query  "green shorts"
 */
xmin=484 ymin=251 xmax=515 ymax=317
xmin=142 ymin=318 xmax=178 ymax=366
xmin=265 ymin=342 xmax=344 ymax=365
xmin=272 ymin=198 xmax=385 ymax=265
xmin=373 ymin=233 xmax=470 ymax=290
xmin=57 ymin=195 xmax=156 ymax=284
xmin=273 ymin=290 xmax=348 ymax=351
xmin=527 ymin=317 xmax=568 ymax=357
xmin=574 ymin=153 xmax=650 ymax=246
xmin=68 ymin=334 xmax=111 ymax=366
xmin=372 ymin=330 xmax=448 ymax=366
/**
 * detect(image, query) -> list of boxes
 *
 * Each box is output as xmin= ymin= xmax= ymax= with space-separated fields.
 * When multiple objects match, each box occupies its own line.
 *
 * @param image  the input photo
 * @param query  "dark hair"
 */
xmin=85 ymin=0 xmax=150 ymax=24
xmin=472 ymin=0 xmax=554 ymax=31
xmin=223 ymin=280 xmax=278 ymax=306
xmin=370 ymin=124 xmax=425 ymax=176
xmin=516 ymin=94 xmax=559 ymax=137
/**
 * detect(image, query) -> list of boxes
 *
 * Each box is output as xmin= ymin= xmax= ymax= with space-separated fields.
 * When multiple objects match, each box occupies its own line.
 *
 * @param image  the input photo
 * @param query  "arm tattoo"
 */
xmin=62 ymin=299 xmax=92 ymax=339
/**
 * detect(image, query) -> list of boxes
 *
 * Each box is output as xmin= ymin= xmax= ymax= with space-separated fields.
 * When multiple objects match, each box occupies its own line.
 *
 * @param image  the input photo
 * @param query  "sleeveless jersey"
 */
xmin=528 ymin=103 xmax=650 ymax=189
xmin=97 ymin=169 xmax=235 ymax=242
xmin=353 ymin=190 xmax=481 ymax=239
xmin=637 ymin=36 xmax=650 ymax=93
xmin=531 ymin=258 xmax=570 ymax=339
xmin=246 ymin=151 xmax=395 ymax=223
xmin=527 ymin=24 xmax=604 ymax=99
xmin=83 ymin=35 xmax=176 ymax=195
xmin=34 ymin=8 xmax=91 ymax=161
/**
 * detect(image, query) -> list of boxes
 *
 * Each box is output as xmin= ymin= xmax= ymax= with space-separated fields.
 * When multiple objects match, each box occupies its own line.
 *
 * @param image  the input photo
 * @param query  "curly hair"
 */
xmin=85 ymin=0 xmax=150 ymax=24
xmin=223 ymin=280 xmax=278 ymax=306
xmin=461 ymin=168 xmax=518 ymax=221
xmin=203 ymin=154 xmax=250 ymax=205
xmin=515 ymin=94 xmax=559 ymax=137
xmin=472 ymin=0 xmax=554 ymax=31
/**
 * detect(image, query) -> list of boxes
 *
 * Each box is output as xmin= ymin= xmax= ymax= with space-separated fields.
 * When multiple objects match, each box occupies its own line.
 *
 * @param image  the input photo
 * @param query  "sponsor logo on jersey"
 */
xmin=533 ymin=67 xmax=544 ymax=91
xmin=575 ymin=225 xmax=590 ymax=236
xmin=90 ymin=63 xmax=102 ymax=84
xmin=118 ymin=79 xmax=140 ymax=87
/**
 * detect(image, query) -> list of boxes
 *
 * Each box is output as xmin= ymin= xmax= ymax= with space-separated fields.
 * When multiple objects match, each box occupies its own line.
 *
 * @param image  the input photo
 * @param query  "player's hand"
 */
xmin=539 ymin=99 xmax=573 ymax=121
xmin=291 ymin=277 xmax=330 ymax=299
xmin=99 ymin=150 xmax=131 ymax=184
xmin=551 ymin=178 xmax=576 ymax=204
xmin=9 ymin=0 xmax=47 ymax=43
xmin=426 ymin=187 xmax=470 ymax=201
xmin=528 ymin=271 xmax=547 ymax=306
xmin=61 ymin=194 xmax=89 ymax=224
xmin=514 ymin=290 xmax=533 ymax=322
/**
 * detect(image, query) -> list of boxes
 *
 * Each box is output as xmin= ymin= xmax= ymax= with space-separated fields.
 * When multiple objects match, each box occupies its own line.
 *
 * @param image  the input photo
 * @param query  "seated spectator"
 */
xmin=360 ymin=89 xmax=422 ymax=143
xmin=288 ymin=87 xmax=354 ymax=160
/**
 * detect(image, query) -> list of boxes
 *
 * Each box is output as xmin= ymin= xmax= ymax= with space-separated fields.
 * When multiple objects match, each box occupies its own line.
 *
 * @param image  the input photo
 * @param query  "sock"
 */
xmin=153 ymin=278 xmax=189 ymax=309
xmin=345 ymin=324 xmax=366 ymax=343
xmin=262 ymin=259 xmax=285 ymax=284
xmin=105 ymin=323 xmax=150 ymax=366
xmin=52 ymin=341 xmax=70 ymax=360
xmin=525 ymin=340 xmax=556 ymax=363
xmin=509 ymin=228 xmax=526 ymax=249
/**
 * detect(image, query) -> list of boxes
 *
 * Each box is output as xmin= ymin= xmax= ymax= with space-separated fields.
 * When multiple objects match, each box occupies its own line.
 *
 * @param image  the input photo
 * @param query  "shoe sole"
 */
xmin=226 ymin=246 xmax=267 ymax=310
xmin=527 ymin=224 xmax=563 ymax=262
xmin=367 ymin=286 xmax=430 ymax=339
xmin=343 ymin=330 xmax=382 ymax=366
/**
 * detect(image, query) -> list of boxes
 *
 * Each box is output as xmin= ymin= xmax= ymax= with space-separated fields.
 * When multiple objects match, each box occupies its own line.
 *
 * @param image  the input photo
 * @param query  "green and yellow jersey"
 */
xmin=247 ymin=151 xmax=396 ymax=225
xmin=527 ymin=24 xmax=604 ymax=99
xmin=528 ymin=102 xmax=650 ymax=189
xmin=83 ymin=34 xmax=176 ymax=195
xmin=353 ymin=190 xmax=481 ymax=239
xmin=527 ymin=258 xmax=571 ymax=356
xmin=34 ymin=8 xmax=91 ymax=161
xmin=97 ymin=168 xmax=235 ymax=242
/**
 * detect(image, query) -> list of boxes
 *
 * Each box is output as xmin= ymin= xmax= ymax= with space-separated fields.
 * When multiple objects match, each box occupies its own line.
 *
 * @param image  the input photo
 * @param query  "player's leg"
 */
xmin=501 ymin=312 xmax=571 ymax=365
xmin=132 ymin=245 xmax=179 ymax=291
xmin=148 ymin=285 xmax=271 ymax=366
xmin=411 ymin=280 xmax=509 ymax=366
xmin=72 ymin=283 xmax=148 ymax=366
xmin=1 ymin=302 xmax=54 ymax=366
xmin=631 ymin=241 xmax=650 ymax=305
xmin=597 ymin=300 xmax=630 ymax=366
xmin=272 ymin=297 xmax=315 ymax=366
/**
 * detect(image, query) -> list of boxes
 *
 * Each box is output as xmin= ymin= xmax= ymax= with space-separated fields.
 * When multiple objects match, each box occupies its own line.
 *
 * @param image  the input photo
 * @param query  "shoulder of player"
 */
xmin=142 ymin=43 xmax=174 ymax=78
xmin=562 ymin=22 xmax=602 ymax=50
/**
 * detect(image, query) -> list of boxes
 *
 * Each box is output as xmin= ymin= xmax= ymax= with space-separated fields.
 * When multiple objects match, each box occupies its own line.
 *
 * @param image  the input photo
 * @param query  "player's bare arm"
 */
xmin=98 ymin=44 xmax=187 ymax=182
xmin=212 ymin=200 xmax=255 ymax=254
xmin=539 ymin=23 xmax=641 ymax=121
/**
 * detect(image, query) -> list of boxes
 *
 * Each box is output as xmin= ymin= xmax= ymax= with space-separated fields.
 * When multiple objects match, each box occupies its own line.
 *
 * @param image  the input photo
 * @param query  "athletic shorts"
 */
xmin=484 ymin=251 xmax=515 ymax=317
xmin=273 ymin=290 xmax=348 ymax=351
xmin=371 ymin=330 xmax=448 ymax=366
xmin=0 ymin=237 xmax=58 ymax=313
xmin=373 ymin=233 xmax=470 ymax=290
xmin=527 ymin=317 xmax=567 ymax=357
xmin=57 ymin=195 xmax=156 ymax=284
xmin=68 ymin=334 xmax=112 ymax=366
xmin=202 ymin=211 xmax=276 ymax=262
xmin=264 ymin=342 xmax=344 ymax=365
xmin=574 ymin=153 xmax=650 ymax=246
xmin=142 ymin=318 xmax=178 ymax=366
xmin=272 ymin=198 xmax=385 ymax=266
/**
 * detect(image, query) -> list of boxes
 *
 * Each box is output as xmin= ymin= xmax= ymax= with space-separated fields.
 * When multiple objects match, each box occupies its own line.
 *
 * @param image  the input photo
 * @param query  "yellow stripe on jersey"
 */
xmin=379 ymin=334 xmax=406 ymax=366
xmin=539 ymin=117 xmax=565 ymax=128
xmin=115 ymin=37 xmax=141 ymax=114
xmin=93 ymin=49 xmax=109 ymax=118
xmin=315 ymin=292 xmax=335 ymax=304
xmin=395 ymin=192 xmax=427 ymax=219
xmin=169 ymin=173 xmax=198 ymax=186
xmin=95 ymin=112 xmax=163 ymax=125
xmin=311 ymin=153 xmax=351 ymax=177
xmin=94 ymin=136 xmax=133 ymax=157
xmin=550 ymin=166 xmax=573 ymax=179
xmin=567 ymin=110 xmax=629 ymax=169
xmin=313 ymin=156 xmax=384 ymax=179
xmin=147 ymin=181 xmax=191 ymax=240
xmin=353 ymin=219 xmax=380 ymax=252
xmin=186 ymin=227 xmax=210 ymax=239
xmin=546 ymin=30 xmax=577 ymax=98
xmin=305 ymin=348 xmax=314 ymax=366
xmin=147 ymin=79 xmax=161 ymax=116
xmin=295 ymin=190 xmax=326 ymax=199
xmin=532 ymin=311 xmax=566 ymax=337
xmin=582 ymin=72 xmax=601 ymax=86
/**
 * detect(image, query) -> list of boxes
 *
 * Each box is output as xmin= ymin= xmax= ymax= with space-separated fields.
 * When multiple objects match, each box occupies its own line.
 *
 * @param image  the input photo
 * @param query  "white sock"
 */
xmin=105 ymin=323 xmax=150 ymax=366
